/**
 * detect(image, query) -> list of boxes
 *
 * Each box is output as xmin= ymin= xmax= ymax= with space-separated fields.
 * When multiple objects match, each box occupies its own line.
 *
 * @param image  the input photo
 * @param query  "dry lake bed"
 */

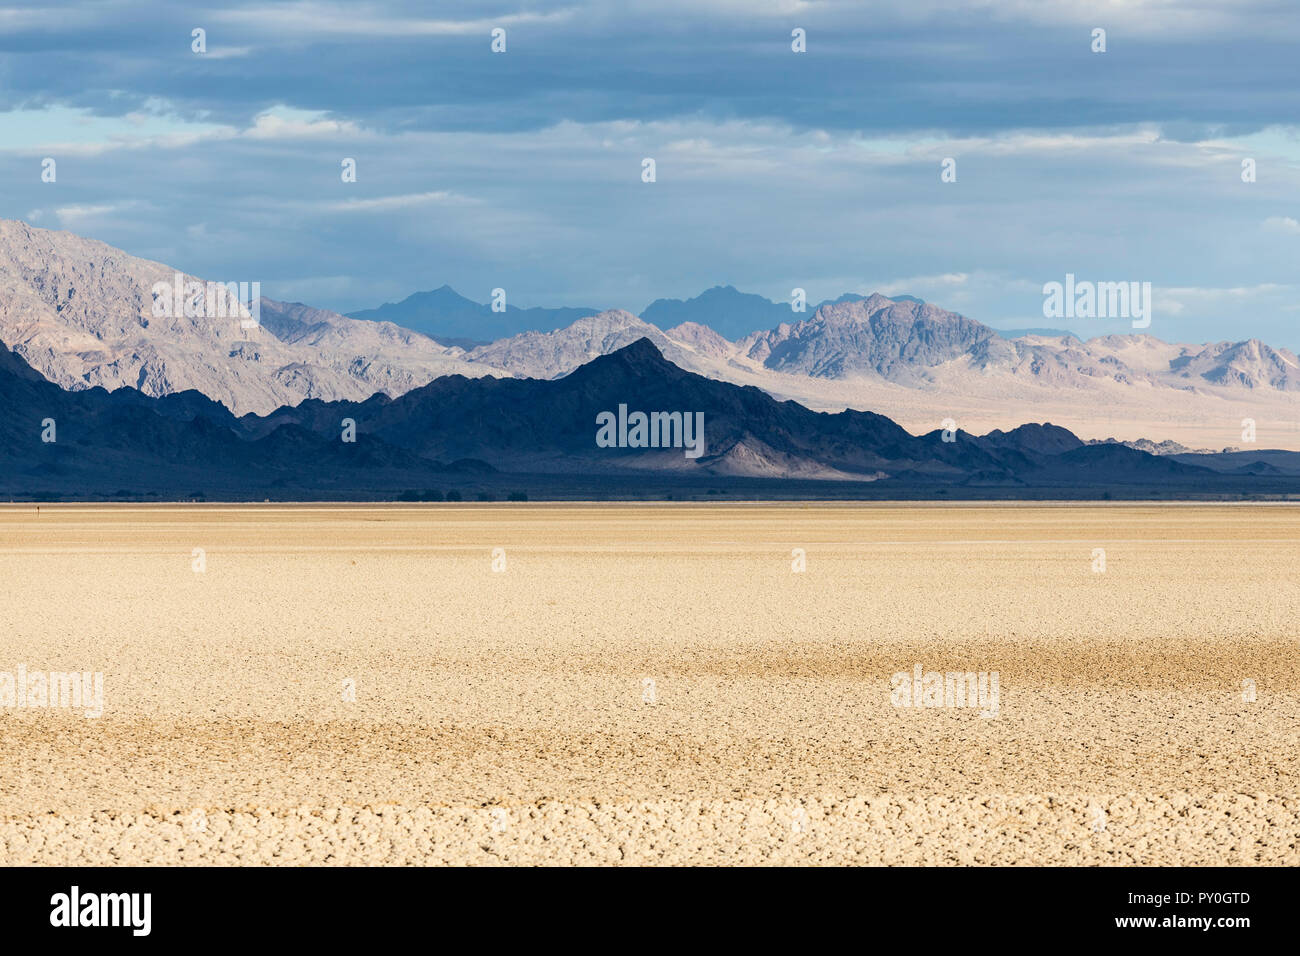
xmin=1 ymin=502 xmax=1296 ymax=865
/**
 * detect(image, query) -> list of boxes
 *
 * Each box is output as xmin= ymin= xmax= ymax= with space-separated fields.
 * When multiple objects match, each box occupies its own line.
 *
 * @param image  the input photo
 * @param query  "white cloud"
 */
xmin=55 ymin=202 xmax=141 ymax=224
xmin=314 ymin=191 xmax=476 ymax=213
xmin=875 ymin=273 xmax=969 ymax=296
xmin=1156 ymin=283 xmax=1296 ymax=318
xmin=202 ymin=46 xmax=254 ymax=60
xmin=212 ymin=2 xmax=577 ymax=37
xmin=243 ymin=107 xmax=363 ymax=140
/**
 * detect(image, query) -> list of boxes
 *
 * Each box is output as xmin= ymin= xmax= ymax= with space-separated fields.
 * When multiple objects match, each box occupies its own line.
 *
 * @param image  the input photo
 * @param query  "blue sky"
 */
xmin=1 ymin=0 xmax=1298 ymax=345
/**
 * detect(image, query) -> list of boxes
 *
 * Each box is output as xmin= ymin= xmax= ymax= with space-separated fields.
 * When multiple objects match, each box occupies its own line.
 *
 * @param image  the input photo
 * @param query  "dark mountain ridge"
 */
xmin=0 ymin=337 xmax=1272 ymax=501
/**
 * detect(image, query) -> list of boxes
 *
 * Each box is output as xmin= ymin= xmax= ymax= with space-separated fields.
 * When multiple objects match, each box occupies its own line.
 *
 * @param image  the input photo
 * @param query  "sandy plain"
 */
xmin=0 ymin=503 xmax=1297 ymax=866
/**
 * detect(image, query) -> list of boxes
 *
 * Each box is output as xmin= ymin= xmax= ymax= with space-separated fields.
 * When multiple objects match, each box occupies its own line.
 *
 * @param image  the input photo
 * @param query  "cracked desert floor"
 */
xmin=1 ymin=502 xmax=1297 ymax=865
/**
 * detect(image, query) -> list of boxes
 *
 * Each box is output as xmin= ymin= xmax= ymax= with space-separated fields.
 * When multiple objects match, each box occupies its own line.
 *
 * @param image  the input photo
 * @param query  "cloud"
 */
xmin=210 ymin=2 xmax=578 ymax=37
xmin=1154 ymin=283 xmax=1296 ymax=321
xmin=2 ymin=0 xmax=1300 ymax=349
xmin=242 ymin=108 xmax=363 ymax=140
xmin=875 ymin=273 xmax=970 ymax=296
xmin=202 ymin=46 xmax=254 ymax=60
xmin=3 ymin=0 xmax=1300 ymax=138
xmin=54 ymin=201 xmax=144 ymax=224
xmin=316 ymin=191 xmax=476 ymax=213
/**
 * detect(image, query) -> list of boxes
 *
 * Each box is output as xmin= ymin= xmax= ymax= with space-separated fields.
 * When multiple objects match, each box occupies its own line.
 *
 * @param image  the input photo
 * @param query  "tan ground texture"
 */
xmin=1 ymin=503 xmax=1297 ymax=866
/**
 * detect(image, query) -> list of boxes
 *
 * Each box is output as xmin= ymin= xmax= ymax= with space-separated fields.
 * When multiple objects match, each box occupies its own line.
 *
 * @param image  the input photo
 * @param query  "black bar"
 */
xmin=0 ymin=866 xmax=1281 ymax=943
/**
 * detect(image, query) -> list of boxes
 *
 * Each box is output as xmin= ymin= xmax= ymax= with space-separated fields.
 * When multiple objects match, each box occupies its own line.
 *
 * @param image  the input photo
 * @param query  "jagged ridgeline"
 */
xmin=2 ymin=220 xmax=1298 ymax=435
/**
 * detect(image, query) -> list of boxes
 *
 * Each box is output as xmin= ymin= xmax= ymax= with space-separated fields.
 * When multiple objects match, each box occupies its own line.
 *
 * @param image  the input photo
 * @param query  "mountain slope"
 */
xmin=0 ymin=219 xmax=494 ymax=416
xmin=737 ymin=295 xmax=996 ymax=380
xmin=1169 ymin=339 xmax=1300 ymax=390
xmin=465 ymin=310 xmax=707 ymax=379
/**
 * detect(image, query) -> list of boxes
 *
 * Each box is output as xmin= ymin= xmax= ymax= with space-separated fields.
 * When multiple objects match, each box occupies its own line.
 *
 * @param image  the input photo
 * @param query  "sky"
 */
xmin=1 ymin=0 xmax=1298 ymax=345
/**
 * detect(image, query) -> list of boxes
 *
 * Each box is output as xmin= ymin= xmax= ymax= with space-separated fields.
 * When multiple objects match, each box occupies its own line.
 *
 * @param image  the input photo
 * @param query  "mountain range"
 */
xmin=3 ymin=218 xmax=1299 ymax=454
xmin=11 ymin=329 xmax=1300 ymax=501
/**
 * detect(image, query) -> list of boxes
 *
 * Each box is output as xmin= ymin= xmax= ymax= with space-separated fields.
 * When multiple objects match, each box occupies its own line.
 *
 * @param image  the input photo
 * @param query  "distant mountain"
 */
xmin=737 ymin=294 xmax=996 ymax=380
xmin=0 ymin=219 xmax=493 ymax=416
xmin=640 ymin=285 xmax=920 ymax=341
xmin=341 ymin=283 xmax=1300 ymax=452
xmin=662 ymin=321 xmax=735 ymax=359
xmin=1087 ymin=438 xmax=1229 ymax=456
xmin=346 ymin=285 xmax=601 ymax=344
xmin=346 ymin=283 xmax=920 ymax=346
xmin=6 ymin=221 xmax=1300 ymax=451
xmin=641 ymin=286 xmax=796 ymax=340
xmin=465 ymin=311 xmax=681 ymax=378
xmin=343 ymin=281 xmax=1300 ymax=402
xmin=1169 ymin=338 xmax=1300 ymax=390
xmin=462 ymin=310 xmax=746 ymax=381
xmin=2 ymin=336 xmax=1248 ymax=499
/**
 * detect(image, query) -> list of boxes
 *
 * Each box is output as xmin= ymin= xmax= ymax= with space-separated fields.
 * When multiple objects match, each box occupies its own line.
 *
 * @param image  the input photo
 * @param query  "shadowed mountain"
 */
xmin=348 ymin=283 xmax=914 ymax=345
xmin=0 ymin=336 xmax=1263 ymax=500
xmin=1170 ymin=448 xmax=1300 ymax=475
xmin=642 ymin=286 xmax=800 ymax=341
xmin=979 ymin=423 xmax=1085 ymax=456
xmin=245 ymin=337 xmax=1015 ymax=479
xmin=235 ymin=338 xmax=1230 ymax=490
xmin=1026 ymin=442 xmax=1214 ymax=480
xmin=0 ymin=338 xmax=471 ymax=498
xmin=346 ymin=285 xmax=601 ymax=345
